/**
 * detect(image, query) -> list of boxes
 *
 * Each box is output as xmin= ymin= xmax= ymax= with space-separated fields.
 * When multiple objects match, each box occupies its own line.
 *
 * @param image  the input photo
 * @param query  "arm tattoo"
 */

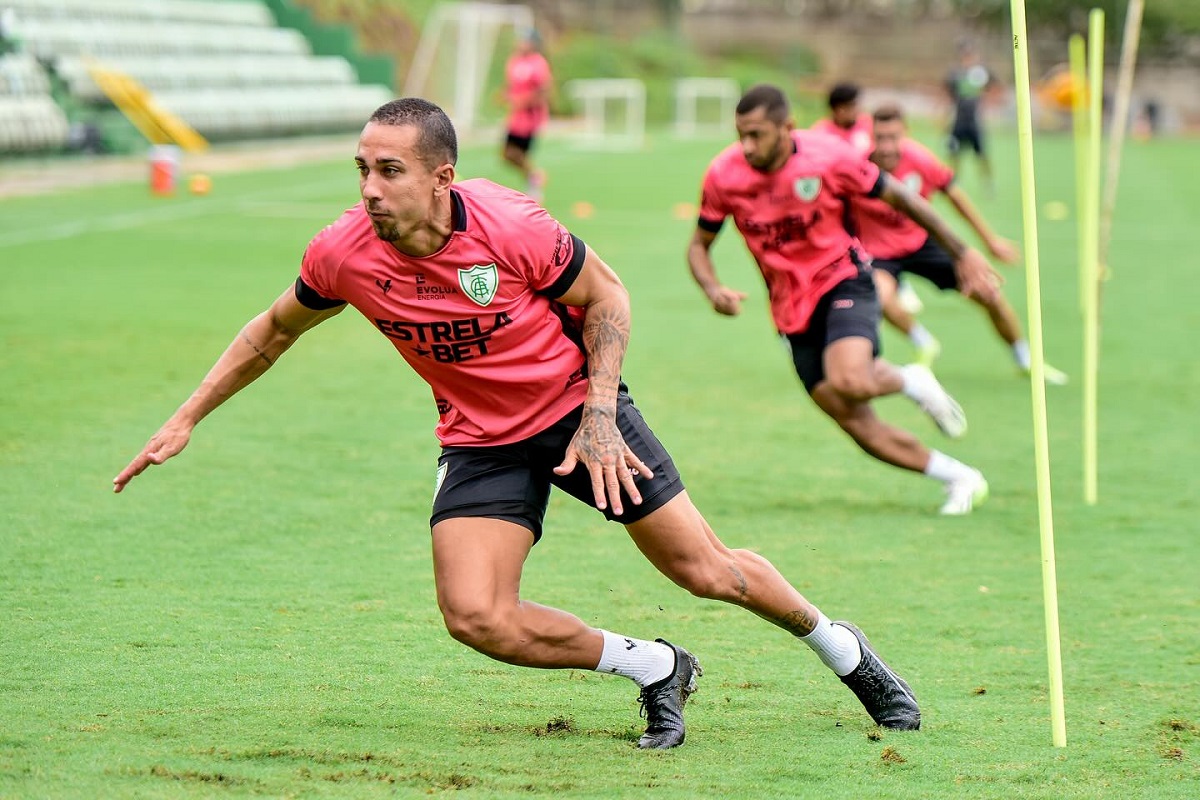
xmin=581 ymin=301 xmax=629 ymax=398
xmin=775 ymin=607 xmax=820 ymax=638
xmin=239 ymin=331 xmax=275 ymax=367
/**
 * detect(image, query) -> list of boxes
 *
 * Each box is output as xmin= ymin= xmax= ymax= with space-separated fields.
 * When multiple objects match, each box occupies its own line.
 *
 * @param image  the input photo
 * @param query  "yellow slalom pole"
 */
xmin=1099 ymin=0 xmax=1146 ymax=278
xmin=1069 ymin=35 xmax=1088 ymax=312
xmin=1009 ymin=0 xmax=1067 ymax=748
xmin=1084 ymin=10 xmax=1105 ymax=506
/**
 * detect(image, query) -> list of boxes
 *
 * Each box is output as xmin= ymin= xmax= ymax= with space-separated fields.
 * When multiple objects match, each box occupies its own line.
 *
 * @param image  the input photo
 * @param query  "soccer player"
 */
xmin=945 ymin=40 xmax=996 ymax=193
xmin=687 ymin=84 xmax=995 ymax=515
xmin=810 ymin=82 xmax=923 ymax=313
xmin=857 ymin=104 xmax=1068 ymax=383
xmin=501 ymin=28 xmax=551 ymax=201
xmin=114 ymin=98 xmax=922 ymax=749
xmin=810 ymin=82 xmax=874 ymax=156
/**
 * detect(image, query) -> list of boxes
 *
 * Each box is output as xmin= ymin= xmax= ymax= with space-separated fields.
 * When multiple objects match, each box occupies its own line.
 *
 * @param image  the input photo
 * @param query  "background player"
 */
xmin=945 ymin=39 xmax=996 ymax=194
xmin=810 ymin=82 xmax=874 ymax=155
xmin=501 ymin=28 xmax=551 ymax=201
xmin=857 ymin=104 xmax=1068 ymax=383
xmin=688 ymin=84 xmax=997 ymax=516
xmin=114 ymin=98 xmax=922 ymax=750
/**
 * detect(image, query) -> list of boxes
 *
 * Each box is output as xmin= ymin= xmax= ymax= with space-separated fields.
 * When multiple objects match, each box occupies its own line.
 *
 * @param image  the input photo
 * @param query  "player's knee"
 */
xmin=439 ymin=601 xmax=514 ymax=656
xmin=826 ymin=372 xmax=877 ymax=402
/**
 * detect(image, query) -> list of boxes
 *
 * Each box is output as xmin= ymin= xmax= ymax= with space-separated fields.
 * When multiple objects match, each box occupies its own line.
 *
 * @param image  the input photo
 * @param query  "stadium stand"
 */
xmin=0 ymin=52 xmax=70 ymax=152
xmin=0 ymin=0 xmax=392 ymax=151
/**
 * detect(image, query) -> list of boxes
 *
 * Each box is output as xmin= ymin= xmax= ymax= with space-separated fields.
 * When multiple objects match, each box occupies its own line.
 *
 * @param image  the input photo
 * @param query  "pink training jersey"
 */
xmin=698 ymin=129 xmax=883 ymax=334
xmin=299 ymin=179 xmax=589 ymax=447
xmin=505 ymin=51 xmax=551 ymax=138
xmin=810 ymin=114 xmax=875 ymax=155
xmin=852 ymin=139 xmax=954 ymax=260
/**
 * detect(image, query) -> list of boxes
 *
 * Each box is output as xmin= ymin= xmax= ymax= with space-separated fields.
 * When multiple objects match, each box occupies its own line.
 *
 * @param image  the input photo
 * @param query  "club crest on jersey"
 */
xmin=794 ymin=177 xmax=822 ymax=202
xmin=904 ymin=173 xmax=923 ymax=193
xmin=458 ymin=263 xmax=498 ymax=307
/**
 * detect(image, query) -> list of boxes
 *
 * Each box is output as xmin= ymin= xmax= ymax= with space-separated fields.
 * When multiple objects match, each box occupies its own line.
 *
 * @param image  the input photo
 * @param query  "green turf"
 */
xmin=2 ymin=126 xmax=1198 ymax=799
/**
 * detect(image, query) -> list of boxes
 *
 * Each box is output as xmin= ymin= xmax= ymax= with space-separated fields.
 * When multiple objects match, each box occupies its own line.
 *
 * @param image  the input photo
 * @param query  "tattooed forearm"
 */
xmin=582 ymin=299 xmax=630 ymax=399
xmin=775 ymin=607 xmax=820 ymax=637
xmin=239 ymin=330 xmax=275 ymax=367
xmin=728 ymin=563 xmax=749 ymax=601
xmin=885 ymin=178 xmax=967 ymax=260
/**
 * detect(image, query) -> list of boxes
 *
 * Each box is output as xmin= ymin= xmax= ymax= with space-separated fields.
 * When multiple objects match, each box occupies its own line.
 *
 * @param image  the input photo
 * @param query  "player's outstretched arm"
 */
xmin=943 ymin=184 xmax=1019 ymax=263
xmin=551 ymin=246 xmax=653 ymax=515
xmin=879 ymin=173 xmax=1002 ymax=303
xmin=112 ymin=285 xmax=344 ymax=493
xmin=687 ymin=227 xmax=747 ymax=316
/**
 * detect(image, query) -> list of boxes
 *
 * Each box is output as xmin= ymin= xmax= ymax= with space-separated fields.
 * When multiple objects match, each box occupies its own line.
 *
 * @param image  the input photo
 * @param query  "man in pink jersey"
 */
xmin=502 ymin=28 xmax=551 ymax=201
xmin=810 ymin=82 xmax=874 ymax=156
xmin=688 ymin=84 xmax=997 ymax=515
xmin=858 ymin=105 xmax=1067 ymax=383
xmin=114 ymin=98 xmax=922 ymax=749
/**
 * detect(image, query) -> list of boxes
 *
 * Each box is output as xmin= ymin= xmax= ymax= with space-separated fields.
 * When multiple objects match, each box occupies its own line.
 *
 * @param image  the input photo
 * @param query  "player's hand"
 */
xmin=988 ymin=236 xmax=1020 ymax=264
xmin=955 ymin=247 xmax=1003 ymax=304
xmin=113 ymin=420 xmax=193 ymax=493
xmin=553 ymin=404 xmax=653 ymax=516
xmin=708 ymin=286 xmax=748 ymax=316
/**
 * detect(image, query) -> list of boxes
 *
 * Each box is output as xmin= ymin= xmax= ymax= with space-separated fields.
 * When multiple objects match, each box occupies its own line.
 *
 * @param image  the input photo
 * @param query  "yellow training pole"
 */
xmin=1009 ymin=0 xmax=1067 ymax=748
xmin=1084 ymin=10 xmax=1105 ymax=506
xmin=1070 ymin=35 xmax=1088 ymax=312
xmin=1098 ymin=0 xmax=1145 ymax=278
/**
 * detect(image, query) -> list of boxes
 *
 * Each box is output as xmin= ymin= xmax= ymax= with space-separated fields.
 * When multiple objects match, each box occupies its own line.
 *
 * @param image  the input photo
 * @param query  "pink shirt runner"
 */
xmin=852 ymin=139 xmax=954 ymax=260
xmin=810 ymin=114 xmax=875 ymax=156
xmin=300 ymin=179 xmax=589 ymax=446
xmin=505 ymin=52 xmax=551 ymax=137
xmin=698 ymin=129 xmax=883 ymax=334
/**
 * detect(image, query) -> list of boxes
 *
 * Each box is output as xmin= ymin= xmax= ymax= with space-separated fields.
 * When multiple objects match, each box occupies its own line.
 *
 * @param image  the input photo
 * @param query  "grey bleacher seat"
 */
xmin=154 ymin=85 xmax=393 ymax=138
xmin=4 ymin=0 xmax=273 ymax=27
xmin=0 ymin=94 xmax=69 ymax=152
xmin=0 ymin=52 xmax=50 ymax=95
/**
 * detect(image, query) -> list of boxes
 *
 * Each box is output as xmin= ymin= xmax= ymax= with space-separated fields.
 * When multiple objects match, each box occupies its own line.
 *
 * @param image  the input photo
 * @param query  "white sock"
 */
xmin=899 ymin=364 xmax=928 ymax=402
xmin=1012 ymin=339 xmax=1031 ymax=369
xmin=800 ymin=613 xmax=862 ymax=677
xmin=595 ymin=630 xmax=676 ymax=688
xmin=909 ymin=323 xmax=936 ymax=349
xmin=925 ymin=449 xmax=976 ymax=483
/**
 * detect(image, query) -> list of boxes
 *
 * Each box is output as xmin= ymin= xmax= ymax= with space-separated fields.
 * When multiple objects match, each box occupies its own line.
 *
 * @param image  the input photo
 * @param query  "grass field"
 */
xmin=2 ymin=122 xmax=1198 ymax=799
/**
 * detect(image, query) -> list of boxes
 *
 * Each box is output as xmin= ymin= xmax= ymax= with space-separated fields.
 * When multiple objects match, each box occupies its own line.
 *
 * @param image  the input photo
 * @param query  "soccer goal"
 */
xmin=674 ymin=78 xmax=740 ymax=137
xmin=566 ymin=78 xmax=646 ymax=150
xmin=403 ymin=2 xmax=534 ymax=135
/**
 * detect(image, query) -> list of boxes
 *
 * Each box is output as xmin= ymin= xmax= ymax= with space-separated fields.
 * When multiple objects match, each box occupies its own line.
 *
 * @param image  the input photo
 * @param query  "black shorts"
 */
xmin=784 ymin=267 xmax=881 ymax=394
xmin=870 ymin=237 xmax=959 ymax=292
xmin=430 ymin=391 xmax=684 ymax=542
xmin=505 ymin=132 xmax=534 ymax=152
xmin=948 ymin=125 xmax=985 ymax=156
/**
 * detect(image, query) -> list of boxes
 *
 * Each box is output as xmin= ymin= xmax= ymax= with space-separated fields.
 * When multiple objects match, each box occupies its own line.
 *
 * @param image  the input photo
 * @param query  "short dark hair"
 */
xmin=736 ymin=84 xmax=789 ymax=123
xmin=828 ymin=82 xmax=860 ymax=110
xmin=872 ymin=104 xmax=906 ymax=124
xmin=368 ymin=98 xmax=458 ymax=168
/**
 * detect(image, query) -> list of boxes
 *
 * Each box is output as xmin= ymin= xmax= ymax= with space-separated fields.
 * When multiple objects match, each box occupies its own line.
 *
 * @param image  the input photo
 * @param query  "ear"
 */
xmin=784 ymin=116 xmax=796 ymax=133
xmin=433 ymin=163 xmax=456 ymax=194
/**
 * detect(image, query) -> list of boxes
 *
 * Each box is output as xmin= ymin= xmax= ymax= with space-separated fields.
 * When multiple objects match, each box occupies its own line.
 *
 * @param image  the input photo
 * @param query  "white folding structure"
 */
xmin=674 ymin=77 xmax=739 ymax=137
xmin=567 ymin=78 xmax=646 ymax=150
xmin=403 ymin=2 xmax=534 ymax=135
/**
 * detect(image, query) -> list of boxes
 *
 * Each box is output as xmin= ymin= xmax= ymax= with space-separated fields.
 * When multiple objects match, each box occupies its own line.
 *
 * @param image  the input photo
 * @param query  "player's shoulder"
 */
xmin=456 ymin=178 xmax=544 ymax=220
xmin=795 ymin=128 xmax=858 ymax=160
xmin=306 ymin=203 xmax=373 ymax=261
xmin=900 ymin=138 xmax=942 ymax=165
xmin=705 ymin=141 xmax=748 ymax=178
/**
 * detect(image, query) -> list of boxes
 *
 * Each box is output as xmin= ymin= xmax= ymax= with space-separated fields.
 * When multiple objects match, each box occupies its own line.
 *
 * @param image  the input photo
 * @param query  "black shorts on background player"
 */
xmin=431 ymin=390 xmax=684 ymax=541
xmin=948 ymin=126 xmax=985 ymax=157
xmin=871 ymin=236 xmax=959 ymax=292
xmin=784 ymin=266 xmax=881 ymax=393
xmin=506 ymin=132 xmax=534 ymax=153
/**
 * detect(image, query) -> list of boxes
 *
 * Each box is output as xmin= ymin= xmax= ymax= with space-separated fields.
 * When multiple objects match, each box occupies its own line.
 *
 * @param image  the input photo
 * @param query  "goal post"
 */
xmin=674 ymin=78 xmax=739 ymax=137
xmin=566 ymin=78 xmax=646 ymax=150
xmin=403 ymin=2 xmax=534 ymax=135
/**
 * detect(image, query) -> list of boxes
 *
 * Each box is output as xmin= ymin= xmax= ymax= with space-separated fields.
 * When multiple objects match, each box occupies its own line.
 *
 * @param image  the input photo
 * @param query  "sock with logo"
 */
xmin=594 ymin=630 xmax=676 ymax=687
xmin=800 ymin=613 xmax=862 ymax=677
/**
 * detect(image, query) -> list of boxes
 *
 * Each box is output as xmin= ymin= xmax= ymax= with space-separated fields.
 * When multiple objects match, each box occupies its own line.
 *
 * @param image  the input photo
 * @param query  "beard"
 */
xmin=369 ymin=217 xmax=400 ymax=242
